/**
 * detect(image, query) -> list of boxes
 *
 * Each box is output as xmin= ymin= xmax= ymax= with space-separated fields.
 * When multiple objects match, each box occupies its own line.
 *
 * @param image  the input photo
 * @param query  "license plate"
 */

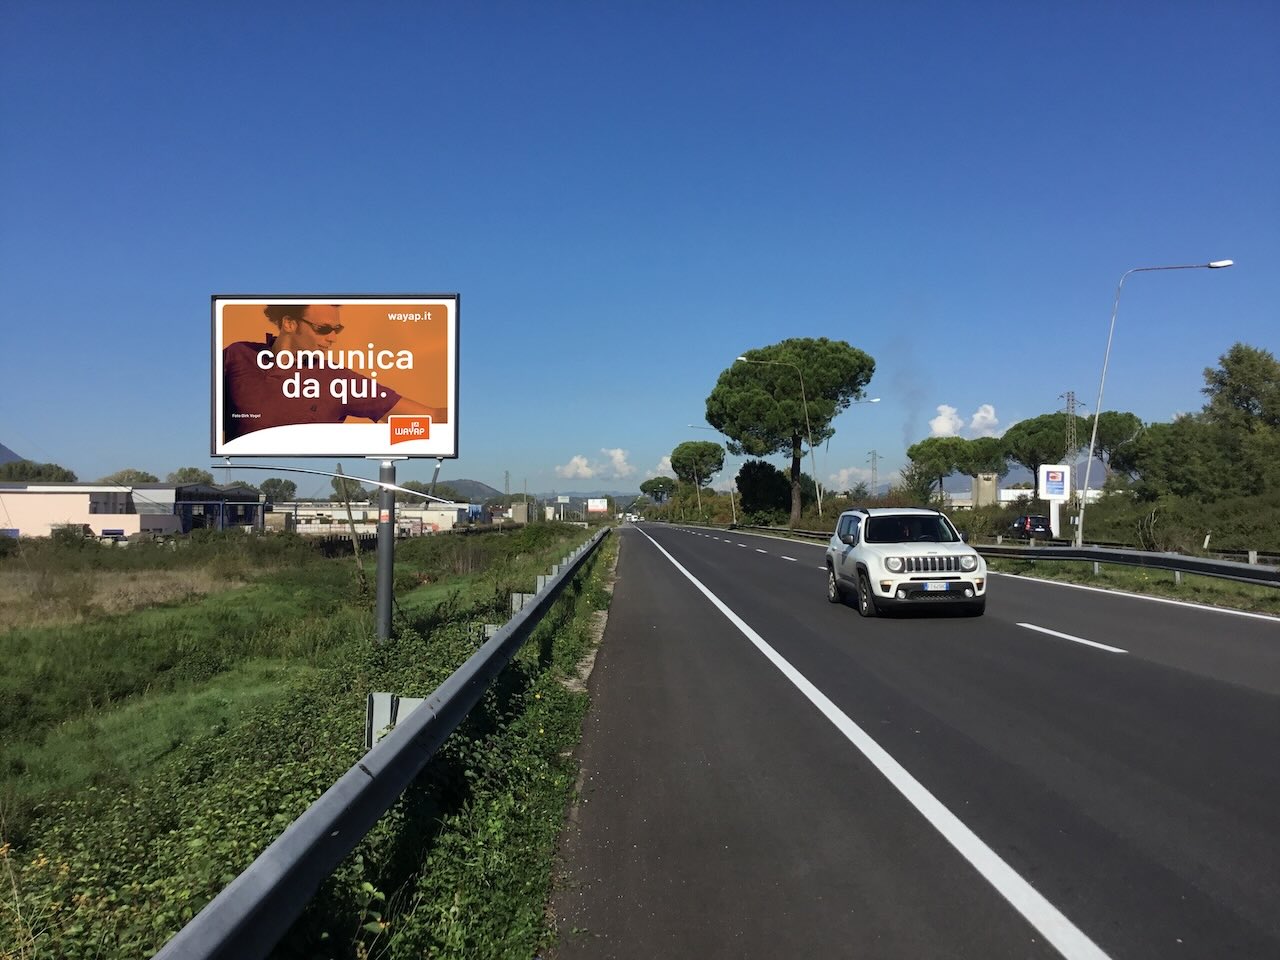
xmin=922 ymin=581 xmax=950 ymax=591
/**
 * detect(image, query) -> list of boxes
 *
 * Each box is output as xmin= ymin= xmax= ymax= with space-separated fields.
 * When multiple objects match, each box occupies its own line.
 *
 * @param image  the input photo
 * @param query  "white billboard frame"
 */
xmin=1038 ymin=464 xmax=1071 ymax=502
xmin=211 ymin=294 xmax=458 ymax=459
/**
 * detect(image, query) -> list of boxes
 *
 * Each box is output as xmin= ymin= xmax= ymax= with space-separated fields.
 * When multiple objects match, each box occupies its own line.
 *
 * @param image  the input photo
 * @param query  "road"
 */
xmin=548 ymin=523 xmax=1280 ymax=959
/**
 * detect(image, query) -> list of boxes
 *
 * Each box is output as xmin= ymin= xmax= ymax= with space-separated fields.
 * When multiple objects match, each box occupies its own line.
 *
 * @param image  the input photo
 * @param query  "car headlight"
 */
xmin=960 ymin=554 xmax=978 ymax=572
xmin=885 ymin=556 xmax=904 ymax=573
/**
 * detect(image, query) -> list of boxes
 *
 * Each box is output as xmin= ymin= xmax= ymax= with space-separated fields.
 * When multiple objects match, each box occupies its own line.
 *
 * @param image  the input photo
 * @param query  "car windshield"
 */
xmin=865 ymin=514 xmax=960 ymax=544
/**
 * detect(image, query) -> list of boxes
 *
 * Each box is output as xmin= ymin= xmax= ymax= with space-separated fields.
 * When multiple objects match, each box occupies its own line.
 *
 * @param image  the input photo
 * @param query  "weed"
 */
xmin=0 ymin=526 xmax=609 ymax=959
xmin=986 ymin=558 xmax=1280 ymax=614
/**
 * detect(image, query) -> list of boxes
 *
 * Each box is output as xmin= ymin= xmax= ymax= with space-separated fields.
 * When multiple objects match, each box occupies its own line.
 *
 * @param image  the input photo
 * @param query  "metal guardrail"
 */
xmin=729 ymin=524 xmax=1279 ymax=588
xmin=976 ymin=542 xmax=1280 ymax=588
xmin=153 ymin=527 xmax=611 ymax=960
xmin=733 ymin=523 xmax=827 ymax=541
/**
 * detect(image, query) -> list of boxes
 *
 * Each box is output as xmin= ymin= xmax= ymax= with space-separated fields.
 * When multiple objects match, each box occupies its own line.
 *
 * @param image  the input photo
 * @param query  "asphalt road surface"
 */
xmin=548 ymin=524 xmax=1280 ymax=960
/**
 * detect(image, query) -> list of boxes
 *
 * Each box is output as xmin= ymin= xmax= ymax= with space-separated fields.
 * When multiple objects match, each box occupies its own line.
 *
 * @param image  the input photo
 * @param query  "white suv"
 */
xmin=825 ymin=507 xmax=987 ymax=617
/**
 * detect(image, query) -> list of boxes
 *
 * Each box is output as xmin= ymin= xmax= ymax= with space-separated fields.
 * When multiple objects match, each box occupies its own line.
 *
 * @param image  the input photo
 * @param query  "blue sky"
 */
xmin=2 ymin=1 xmax=1276 ymax=498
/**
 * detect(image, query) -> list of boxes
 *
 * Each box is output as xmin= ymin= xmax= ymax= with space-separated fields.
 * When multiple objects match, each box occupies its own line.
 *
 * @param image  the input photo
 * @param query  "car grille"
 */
xmin=903 ymin=555 xmax=960 ymax=573
xmin=903 ymin=590 xmax=967 ymax=601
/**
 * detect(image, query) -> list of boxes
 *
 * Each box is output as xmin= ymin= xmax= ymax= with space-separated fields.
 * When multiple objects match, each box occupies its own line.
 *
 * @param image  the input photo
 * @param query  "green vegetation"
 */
xmin=1 ymin=522 xmax=614 ymax=959
xmin=669 ymin=440 xmax=725 ymax=490
xmin=706 ymin=338 xmax=876 ymax=527
xmin=985 ymin=558 xmax=1280 ymax=616
xmin=0 ymin=460 xmax=77 ymax=482
xmin=645 ymin=342 xmax=1279 ymax=564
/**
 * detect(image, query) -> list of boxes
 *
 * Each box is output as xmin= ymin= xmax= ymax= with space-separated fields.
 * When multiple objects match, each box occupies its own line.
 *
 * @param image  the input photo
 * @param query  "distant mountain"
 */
xmin=441 ymin=478 xmax=504 ymax=502
xmin=541 ymin=490 xmax=637 ymax=500
xmin=0 ymin=442 xmax=20 ymax=465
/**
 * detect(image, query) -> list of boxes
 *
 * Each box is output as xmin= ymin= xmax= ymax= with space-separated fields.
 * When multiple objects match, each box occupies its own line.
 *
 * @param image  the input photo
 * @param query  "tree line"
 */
xmin=902 ymin=343 xmax=1278 ymax=503
xmin=637 ymin=339 xmax=1278 ymax=527
xmin=0 ymin=460 xmax=464 ymax=505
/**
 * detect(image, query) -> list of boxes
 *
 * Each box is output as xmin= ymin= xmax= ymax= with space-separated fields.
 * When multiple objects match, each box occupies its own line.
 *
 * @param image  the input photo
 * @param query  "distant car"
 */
xmin=1008 ymin=514 xmax=1053 ymax=539
xmin=825 ymin=507 xmax=986 ymax=617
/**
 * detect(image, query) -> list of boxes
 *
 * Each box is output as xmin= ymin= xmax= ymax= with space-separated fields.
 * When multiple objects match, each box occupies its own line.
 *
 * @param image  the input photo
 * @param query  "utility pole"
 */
xmin=1059 ymin=391 xmax=1080 ymax=465
xmin=1054 ymin=391 xmax=1085 ymax=512
xmin=867 ymin=449 xmax=880 ymax=496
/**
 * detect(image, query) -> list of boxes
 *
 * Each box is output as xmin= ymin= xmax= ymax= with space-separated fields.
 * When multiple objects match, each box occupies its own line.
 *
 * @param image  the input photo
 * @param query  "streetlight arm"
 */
xmin=1075 ymin=259 xmax=1232 ymax=546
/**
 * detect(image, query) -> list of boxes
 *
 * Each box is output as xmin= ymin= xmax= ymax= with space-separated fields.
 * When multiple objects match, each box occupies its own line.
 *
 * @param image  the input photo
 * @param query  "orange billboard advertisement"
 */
xmin=211 ymin=295 xmax=458 ymax=458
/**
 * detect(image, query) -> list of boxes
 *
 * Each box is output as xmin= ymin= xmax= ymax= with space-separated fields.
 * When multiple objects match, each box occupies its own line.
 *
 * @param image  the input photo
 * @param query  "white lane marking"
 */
xmin=782 ymin=556 xmax=798 ymax=562
xmin=756 ymin=548 xmax=767 ymax=554
xmin=1017 ymin=622 xmax=1128 ymax=655
xmin=637 ymin=529 xmax=1112 ymax=960
xmin=989 ymin=571 xmax=1280 ymax=622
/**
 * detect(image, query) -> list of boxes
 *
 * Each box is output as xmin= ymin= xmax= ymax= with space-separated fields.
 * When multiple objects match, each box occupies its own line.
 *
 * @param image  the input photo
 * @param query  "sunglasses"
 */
xmin=294 ymin=317 xmax=344 ymax=336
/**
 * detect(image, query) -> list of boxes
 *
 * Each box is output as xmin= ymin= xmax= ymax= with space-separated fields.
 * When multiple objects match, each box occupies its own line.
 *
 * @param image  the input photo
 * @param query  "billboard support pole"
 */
xmin=375 ymin=459 xmax=396 ymax=642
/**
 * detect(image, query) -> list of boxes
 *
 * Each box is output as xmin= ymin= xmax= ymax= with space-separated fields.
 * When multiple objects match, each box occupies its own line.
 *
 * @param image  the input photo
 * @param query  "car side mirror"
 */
xmin=960 ymin=531 xmax=969 ymax=542
xmin=841 ymin=532 xmax=857 ymax=546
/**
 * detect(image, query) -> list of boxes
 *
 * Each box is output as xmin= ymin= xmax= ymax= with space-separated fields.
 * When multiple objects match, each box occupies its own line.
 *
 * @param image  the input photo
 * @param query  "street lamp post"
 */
xmin=735 ymin=355 xmax=823 ymax=518
xmin=1075 ymin=259 xmax=1233 ymax=547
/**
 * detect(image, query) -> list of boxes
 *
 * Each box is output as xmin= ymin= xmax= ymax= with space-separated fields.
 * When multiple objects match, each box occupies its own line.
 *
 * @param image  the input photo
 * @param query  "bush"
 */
xmin=1 ymin=527 xmax=611 ymax=959
xmin=1048 ymin=490 xmax=1280 ymax=553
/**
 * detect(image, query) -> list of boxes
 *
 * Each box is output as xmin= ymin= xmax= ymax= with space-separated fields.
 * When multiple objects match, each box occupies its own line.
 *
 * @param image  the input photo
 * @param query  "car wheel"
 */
xmin=826 ymin=566 xmax=843 ymax=603
xmin=857 ymin=572 xmax=878 ymax=618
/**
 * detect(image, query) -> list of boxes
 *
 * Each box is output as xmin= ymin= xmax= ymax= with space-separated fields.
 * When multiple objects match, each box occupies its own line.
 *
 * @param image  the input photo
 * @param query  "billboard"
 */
xmin=1038 ymin=464 xmax=1071 ymax=501
xmin=212 ymin=295 xmax=458 ymax=458
xmin=586 ymin=498 xmax=609 ymax=514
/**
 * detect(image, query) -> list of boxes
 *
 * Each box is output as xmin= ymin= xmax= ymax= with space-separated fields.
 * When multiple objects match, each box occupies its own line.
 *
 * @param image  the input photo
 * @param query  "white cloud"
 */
xmin=929 ymin=405 xmax=964 ymax=437
xmin=555 ymin=448 xmax=637 ymax=481
xmin=652 ymin=455 xmax=675 ymax=477
xmin=969 ymin=404 xmax=1000 ymax=437
xmin=601 ymin=447 xmax=635 ymax=478
xmin=555 ymin=455 xmax=595 ymax=480
xmin=929 ymin=403 xmax=1001 ymax=438
xmin=830 ymin=466 xmax=874 ymax=492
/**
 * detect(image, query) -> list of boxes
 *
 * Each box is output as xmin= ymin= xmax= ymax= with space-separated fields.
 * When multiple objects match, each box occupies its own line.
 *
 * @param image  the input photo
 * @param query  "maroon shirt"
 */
xmin=223 ymin=336 xmax=402 ymax=439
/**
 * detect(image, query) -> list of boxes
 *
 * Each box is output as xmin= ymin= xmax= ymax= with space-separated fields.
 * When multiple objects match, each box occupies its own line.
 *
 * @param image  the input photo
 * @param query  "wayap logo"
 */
xmin=389 ymin=416 xmax=432 ymax=444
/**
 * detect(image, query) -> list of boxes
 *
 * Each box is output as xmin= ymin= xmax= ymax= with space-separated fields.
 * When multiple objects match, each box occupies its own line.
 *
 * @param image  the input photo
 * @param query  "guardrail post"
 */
xmin=375 ymin=460 xmax=396 ymax=642
xmin=1250 ymin=550 xmax=1259 ymax=565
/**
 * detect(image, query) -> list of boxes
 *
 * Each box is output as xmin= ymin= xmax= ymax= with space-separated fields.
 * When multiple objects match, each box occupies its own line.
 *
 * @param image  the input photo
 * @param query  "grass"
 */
xmin=0 ymin=660 xmax=313 ymax=829
xmin=985 ymin=557 xmax=1280 ymax=615
xmin=0 ymin=522 xmax=612 ymax=959
xmin=0 ymin=568 xmax=242 ymax=633
xmin=0 ymin=569 xmax=364 ymax=748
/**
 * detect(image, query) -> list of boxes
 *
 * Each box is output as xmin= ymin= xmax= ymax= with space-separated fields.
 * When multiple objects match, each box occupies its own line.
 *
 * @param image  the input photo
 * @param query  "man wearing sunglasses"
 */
xmin=222 ymin=304 xmax=444 ymax=440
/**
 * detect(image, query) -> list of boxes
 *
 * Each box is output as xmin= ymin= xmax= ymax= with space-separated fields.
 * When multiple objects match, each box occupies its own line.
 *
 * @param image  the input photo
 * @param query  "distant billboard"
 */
xmin=212 ymin=295 xmax=458 ymax=458
xmin=1038 ymin=464 xmax=1071 ymax=501
xmin=586 ymin=498 xmax=609 ymax=514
